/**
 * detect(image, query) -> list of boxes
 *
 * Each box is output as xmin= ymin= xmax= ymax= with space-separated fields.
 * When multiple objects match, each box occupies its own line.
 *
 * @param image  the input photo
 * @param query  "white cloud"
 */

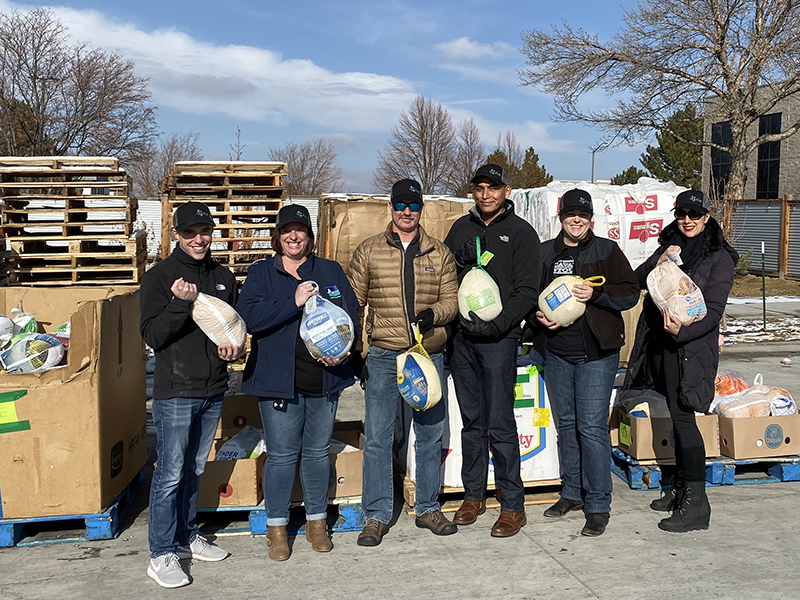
xmin=435 ymin=37 xmax=514 ymax=61
xmin=8 ymin=3 xmax=419 ymax=131
xmin=437 ymin=63 xmax=520 ymax=85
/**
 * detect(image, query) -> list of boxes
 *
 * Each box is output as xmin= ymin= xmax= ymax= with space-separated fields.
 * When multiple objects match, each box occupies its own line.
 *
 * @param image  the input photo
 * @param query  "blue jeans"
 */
xmin=363 ymin=346 xmax=446 ymax=522
xmin=449 ymin=332 xmax=524 ymax=512
xmin=544 ymin=350 xmax=618 ymax=514
xmin=149 ymin=395 xmax=224 ymax=558
xmin=258 ymin=393 xmax=339 ymax=526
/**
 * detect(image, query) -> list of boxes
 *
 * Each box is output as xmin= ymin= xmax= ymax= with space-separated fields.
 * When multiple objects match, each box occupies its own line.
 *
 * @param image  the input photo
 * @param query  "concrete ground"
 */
xmin=2 ymin=336 xmax=800 ymax=599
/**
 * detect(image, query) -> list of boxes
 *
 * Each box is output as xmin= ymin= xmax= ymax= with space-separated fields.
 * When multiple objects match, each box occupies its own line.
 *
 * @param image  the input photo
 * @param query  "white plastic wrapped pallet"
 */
xmin=511 ymin=178 xmax=688 ymax=268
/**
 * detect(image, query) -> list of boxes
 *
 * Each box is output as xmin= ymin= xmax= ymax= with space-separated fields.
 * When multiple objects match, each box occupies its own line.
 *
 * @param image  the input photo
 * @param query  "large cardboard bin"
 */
xmin=719 ymin=414 xmax=800 ymax=459
xmin=214 ymin=393 xmax=262 ymax=439
xmin=199 ymin=440 xmax=265 ymax=508
xmin=618 ymin=412 xmax=720 ymax=460
xmin=0 ymin=287 xmax=147 ymax=519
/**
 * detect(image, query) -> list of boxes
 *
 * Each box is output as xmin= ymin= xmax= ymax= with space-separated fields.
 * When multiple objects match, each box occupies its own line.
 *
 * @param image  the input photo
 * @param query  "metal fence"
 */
xmin=730 ymin=196 xmax=797 ymax=277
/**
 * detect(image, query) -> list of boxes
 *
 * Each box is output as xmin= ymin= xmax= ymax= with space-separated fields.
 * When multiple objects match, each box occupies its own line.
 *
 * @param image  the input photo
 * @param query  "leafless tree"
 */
xmin=493 ymin=131 xmax=523 ymax=171
xmin=229 ymin=127 xmax=246 ymax=161
xmin=269 ymin=138 xmax=344 ymax=195
xmin=373 ymin=95 xmax=455 ymax=194
xmin=0 ymin=8 xmax=157 ymax=161
xmin=448 ymin=118 xmax=485 ymax=196
xmin=126 ymin=132 xmax=203 ymax=197
xmin=519 ymin=0 xmax=800 ymax=203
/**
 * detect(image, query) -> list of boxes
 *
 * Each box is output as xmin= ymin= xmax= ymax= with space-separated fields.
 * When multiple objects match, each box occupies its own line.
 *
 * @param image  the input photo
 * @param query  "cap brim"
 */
xmin=471 ymin=174 xmax=507 ymax=186
xmin=391 ymin=193 xmax=423 ymax=203
xmin=175 ymin=217 xmax=215 ymax=231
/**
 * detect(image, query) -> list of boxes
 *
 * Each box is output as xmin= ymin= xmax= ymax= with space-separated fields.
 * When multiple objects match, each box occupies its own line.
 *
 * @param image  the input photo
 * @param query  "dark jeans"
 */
xmin=449 ymin=332 xmax=524 ymax=512
xmin=149 ymin=395 xmax=224 ymax=558
xmin=544 ymin=350 xmax=618 ymax=514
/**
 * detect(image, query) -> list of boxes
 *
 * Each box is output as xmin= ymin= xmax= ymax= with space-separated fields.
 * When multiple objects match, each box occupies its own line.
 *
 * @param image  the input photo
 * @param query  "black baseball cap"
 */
xmin=559 ymin=188 xmax=594 ymax=216
xmin=391 ymin=179 xmax=423 ymax=204
xmin=471 ymin=164 xmax=510 ymax=186
xmin=276 ymin=204 xmax=313 ymax=230
xmin=675 ymin=189 xmax=711 ymax=214
xmin=173 ymin=201 xmax=214 ymax=231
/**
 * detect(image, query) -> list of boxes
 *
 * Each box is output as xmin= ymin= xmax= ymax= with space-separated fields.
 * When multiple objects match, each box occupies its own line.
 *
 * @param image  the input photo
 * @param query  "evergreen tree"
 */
xmin=639 ymin=103 xmax=702 ymax=188
xmin=611 ymin=166 xmax=648 ymax=185
xmin=485 ymin=149 xmax=520 ymax=186
xmin=519 ymin=146 xmax=553 ymax=188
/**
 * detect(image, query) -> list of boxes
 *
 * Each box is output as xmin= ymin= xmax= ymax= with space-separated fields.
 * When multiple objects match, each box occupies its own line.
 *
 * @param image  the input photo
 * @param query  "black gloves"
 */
xmin=460 ymin=311 xmax=499 ymax=338
xmin=453 ymin=235 xmax=487 ymax=267
xmin=350 ymin=352 xmax=368 ymax=389
xmin=413 ymin=308 xmax=435 ymax=334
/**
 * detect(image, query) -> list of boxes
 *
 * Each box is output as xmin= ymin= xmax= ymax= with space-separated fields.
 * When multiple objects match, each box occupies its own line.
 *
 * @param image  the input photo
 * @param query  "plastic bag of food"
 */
xmin=458 ymin=237 xmax=502 ymax=322
xmin=646 ymin=249 xmax=707 ymax=325
xmin=299 ymin=283 xmax=354 ymax=360
xmin=396 ymin=324 xmax=442 ymax=411
xmin=765 ymin=386 xmax=796 ymax=416
xmin=51 ymin=322 xmax=71 ymax=349
xmin=715 ymin=388 xmax=772 ymax=418
xmin=214 ymin=426 xmax=265 ymax=460
xmin=0 ymin=334 xmax=66 ymax=373
xmin=10 ymin=307 xmax=38 ymax=335
xmin=538 ymin=275 xmax=606 ymax=327
xmin=0 ymin=315 xmax=15 ymax=348
xmin=714 ymin=370 xmax=749 ymax=396
xmin=620 ymin=391 xmax=671 ymax=419
xmin=192 ymin=293 xmax=247 ymax=348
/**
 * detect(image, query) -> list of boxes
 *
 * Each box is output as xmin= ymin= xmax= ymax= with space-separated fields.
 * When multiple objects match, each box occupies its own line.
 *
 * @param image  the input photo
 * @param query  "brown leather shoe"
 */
xmin=305 ymin=519 xmax=333 ymax=552
xmin=267 ymin=525 xmax=290 ymax=561
xmin=453 ymin=499 xmax=486 ymax=525
xmin=357 ymin=519 xmax=389 ymax=547
xmin=490 ymin=511 xmax=527 ymax=537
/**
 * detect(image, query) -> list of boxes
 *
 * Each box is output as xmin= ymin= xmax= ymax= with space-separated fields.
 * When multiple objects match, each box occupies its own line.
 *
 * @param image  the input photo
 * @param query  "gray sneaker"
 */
xmin=176 ymin=535 xmax=229 ymax=562
xmin=147 ymin=553 xmax=190 ymax=588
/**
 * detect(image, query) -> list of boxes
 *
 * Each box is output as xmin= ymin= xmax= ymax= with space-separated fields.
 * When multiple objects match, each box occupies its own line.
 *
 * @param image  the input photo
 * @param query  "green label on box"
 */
xmin=619 ymin=417 xmax=632 ymax=447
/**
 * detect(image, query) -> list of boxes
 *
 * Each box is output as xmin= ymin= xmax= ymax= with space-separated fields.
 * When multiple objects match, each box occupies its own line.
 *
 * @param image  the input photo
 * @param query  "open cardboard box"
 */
xmin=0 ymin=287 xmax=148 ymax=518
xmin=718 ymin=414 xmax=800 ymax=459
xmin=618 ymin=411 xmax=720 ymax=460
xmin=198 ymin=439 xmax=265 ymax=508
xmin=214 ymin=393 xmax=262 ymax=439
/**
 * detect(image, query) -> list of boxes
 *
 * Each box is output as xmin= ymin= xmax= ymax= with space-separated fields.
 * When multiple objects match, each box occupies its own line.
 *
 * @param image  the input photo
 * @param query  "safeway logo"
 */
xmin=608 ymin=225 xmax=620 ymax=240
xmin=625 ymin=195 xmax=658 ymax=214
xmin=629 ymin=219 xmax=663 ymax=242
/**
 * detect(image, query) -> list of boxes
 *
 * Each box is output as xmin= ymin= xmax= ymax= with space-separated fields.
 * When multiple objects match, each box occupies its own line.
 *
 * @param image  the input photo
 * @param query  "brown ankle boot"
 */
xmin=267 ymin=525 xmax=290 ymax=561
xmin=305 ymin=519 xmax=333 ymax=552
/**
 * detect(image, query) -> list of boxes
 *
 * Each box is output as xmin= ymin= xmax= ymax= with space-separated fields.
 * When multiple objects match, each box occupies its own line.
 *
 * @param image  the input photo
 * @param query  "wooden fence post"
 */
xmin=779 ymin=195 xmax=792 ymax=279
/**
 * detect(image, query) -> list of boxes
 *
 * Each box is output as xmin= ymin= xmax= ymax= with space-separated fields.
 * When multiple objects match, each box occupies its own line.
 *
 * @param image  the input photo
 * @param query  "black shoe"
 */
xmin=415 ymin=510 xmax=458 ymax=536
xmin=581 ymin=513 xmax=610 ymax=537
xmin=651 ymin=471 xmax=684 ymax=512
xmin=658 ymin=482 xmax=710 ymax=533
xmin=543 ymin=497 xmax=584 ymax=518
xmin=357 ymin=519 xmax=389 ymax=547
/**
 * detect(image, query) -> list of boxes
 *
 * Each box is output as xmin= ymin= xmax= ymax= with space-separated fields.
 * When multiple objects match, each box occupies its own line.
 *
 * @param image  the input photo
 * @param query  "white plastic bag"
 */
xmin=538 ymin=275 xmax=606 ymax=327
xmin=214 ymin=426 xmax=265 ymax=460
xmin=299 ymin=283 xmax=354 ymax=360
xmin=0 ymin=334 xmax=66 ymax=373
xmin=396 ymin=325 xmax=442 ymax=411
xmin=457 ymin=237 xmax=502 ymax=322
xmin=0 ymin=315 xmax=15 ymax=348
xmin=192 ymin=293 xmax=247 ymax=348
xmin=646 ymin=249 xmax=707 ymax=325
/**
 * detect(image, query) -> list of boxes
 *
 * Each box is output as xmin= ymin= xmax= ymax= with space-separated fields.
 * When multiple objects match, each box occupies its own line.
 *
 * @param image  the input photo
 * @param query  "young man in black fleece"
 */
xmin=139 ymin=201 xmax=243 ymax=588
xmin=444 ymin=164 xmax=541 ymax=538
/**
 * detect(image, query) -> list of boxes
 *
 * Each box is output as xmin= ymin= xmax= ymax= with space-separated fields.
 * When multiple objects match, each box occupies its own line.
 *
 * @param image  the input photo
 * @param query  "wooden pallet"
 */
xmin=4 ymin=262 xmax=145 ymax=285
xmin=170 ymin=161 xmax=288 ymax=176
xmin=0 ymin=156 xmax=120 ymax=171
xmin=1 ymin=222 xmax=135 ymax=238
xmin=401 ymin=476 xmax=562 ymax=514
xmin=0 ymin=469 xmax=143 ymax=547
xmin=5 ymin=234 xmax=145 ymax=257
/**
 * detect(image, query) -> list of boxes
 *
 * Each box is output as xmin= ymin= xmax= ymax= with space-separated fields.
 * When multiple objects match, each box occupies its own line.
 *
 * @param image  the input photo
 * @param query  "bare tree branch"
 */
xmin=125 ymin=132 xmax=203 ymax=197
xmin=269 ymin=138 xmax=344 ymax=196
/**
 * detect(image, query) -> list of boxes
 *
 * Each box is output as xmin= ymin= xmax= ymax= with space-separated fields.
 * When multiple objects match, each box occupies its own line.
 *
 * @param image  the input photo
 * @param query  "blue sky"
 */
xmin=2 ymin=0 xmax=648 ymax=191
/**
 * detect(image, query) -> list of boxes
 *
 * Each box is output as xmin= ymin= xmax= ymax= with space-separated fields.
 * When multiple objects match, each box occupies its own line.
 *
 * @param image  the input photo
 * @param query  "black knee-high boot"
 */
xmin=658 ymin=446 xmax=709 ymax=532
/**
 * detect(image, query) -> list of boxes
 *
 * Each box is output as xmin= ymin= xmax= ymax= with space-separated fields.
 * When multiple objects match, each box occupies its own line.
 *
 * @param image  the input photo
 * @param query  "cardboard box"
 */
xmin=291 ymin=420 xmax=364 ymax=501
xmin=198 ymin=440 xmax=265 ymax=508
xmin=618 ymin=412 xmax=720 ymax=460
xmin=215 ymin=393 xmax=262 ymax=439
xmin=719 ymin=414 xmax=800 ymax=459
xmin=395 ymin=366 xmax=560 ymax=488
xmin=0 ymin=287 xmax=148 ymax=519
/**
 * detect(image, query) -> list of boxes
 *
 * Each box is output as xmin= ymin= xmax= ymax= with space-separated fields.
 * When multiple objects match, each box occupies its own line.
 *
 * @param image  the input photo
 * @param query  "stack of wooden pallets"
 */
xmin=0 ymin=157 xmax=146 ymax=286
xmin=160 ymin=161 xmax=287 ymax=283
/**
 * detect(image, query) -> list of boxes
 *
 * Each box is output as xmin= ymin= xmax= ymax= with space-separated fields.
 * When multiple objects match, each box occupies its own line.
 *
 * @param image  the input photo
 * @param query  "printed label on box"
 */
xmin=620 ymin=417 xmax=632 ymax=446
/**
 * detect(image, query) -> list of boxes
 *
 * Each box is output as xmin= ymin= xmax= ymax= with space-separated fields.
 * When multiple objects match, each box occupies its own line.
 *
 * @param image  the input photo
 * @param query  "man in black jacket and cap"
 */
xmin=140 ymin=201 xmax=243 ymax=588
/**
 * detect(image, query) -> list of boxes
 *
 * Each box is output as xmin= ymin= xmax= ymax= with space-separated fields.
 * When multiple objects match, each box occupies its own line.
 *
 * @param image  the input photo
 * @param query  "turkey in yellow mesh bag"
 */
xmin=457 ymin=237 xmax=502 ymax=322
xmin=538 ymin=275 xmax=606 ymax=327
xmin=191 ymin=293 xmax=248 ymax=348
xmin=396 ymin=325 xmax=442 ymax=411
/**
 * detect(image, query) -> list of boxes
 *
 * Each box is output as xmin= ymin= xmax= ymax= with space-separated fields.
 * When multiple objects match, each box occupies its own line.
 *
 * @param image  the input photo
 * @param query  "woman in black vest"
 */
xmin=624 ymin=190 xmax=738 ymax=533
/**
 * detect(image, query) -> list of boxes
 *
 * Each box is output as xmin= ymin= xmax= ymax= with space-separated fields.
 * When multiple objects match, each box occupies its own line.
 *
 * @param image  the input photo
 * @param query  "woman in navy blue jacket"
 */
xmin=236 ymin=204 xmax=358 ymax=561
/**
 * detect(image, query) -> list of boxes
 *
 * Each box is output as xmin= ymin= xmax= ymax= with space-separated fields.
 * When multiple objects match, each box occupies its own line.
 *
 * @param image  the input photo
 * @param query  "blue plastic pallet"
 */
xmin=611 ymin=448 xmax=800 ymax=490
xmin=0 ymin=469 xmax=145 ymax=548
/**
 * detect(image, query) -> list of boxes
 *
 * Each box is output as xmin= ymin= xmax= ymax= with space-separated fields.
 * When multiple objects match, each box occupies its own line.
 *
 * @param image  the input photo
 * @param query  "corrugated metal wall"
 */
xmin=135 ymin=198 xmax=163 ymax=258
xmin=789 ymin=203 xmax=800 ymax=277
xmin=730 ymin=201 xmax=782 ymax=272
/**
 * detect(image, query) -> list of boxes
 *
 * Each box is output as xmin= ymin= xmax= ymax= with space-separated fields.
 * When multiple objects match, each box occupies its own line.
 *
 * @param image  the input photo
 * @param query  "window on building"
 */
xmin=710 ymin=121 xmax=731 ymax=199
xmin=756 ymin=113 xmax=781 ymax=199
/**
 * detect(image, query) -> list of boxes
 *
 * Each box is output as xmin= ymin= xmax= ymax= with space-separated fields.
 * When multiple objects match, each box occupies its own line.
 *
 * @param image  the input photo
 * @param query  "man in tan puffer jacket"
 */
xmin=348 ymin=178 xmax=458 ymax=547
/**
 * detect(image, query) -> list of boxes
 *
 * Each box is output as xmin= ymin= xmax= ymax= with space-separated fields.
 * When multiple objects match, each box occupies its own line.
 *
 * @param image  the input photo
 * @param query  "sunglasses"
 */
xmin=674 ymin=209 xmax=705 ymax=221
xmin=392 ymin=202 xmax=421 ymax=212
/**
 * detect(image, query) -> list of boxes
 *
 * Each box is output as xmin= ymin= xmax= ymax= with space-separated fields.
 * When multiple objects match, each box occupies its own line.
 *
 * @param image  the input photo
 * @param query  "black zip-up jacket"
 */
xmin=623 ymin=218 xmax=738 ymax=412
xmin=444 ymin=200 xmax=541 ymax=339
xmin=140 ymin=246 xmax=238 ymax=400
xmin=528 ymin=229 xmax=640 ymax=360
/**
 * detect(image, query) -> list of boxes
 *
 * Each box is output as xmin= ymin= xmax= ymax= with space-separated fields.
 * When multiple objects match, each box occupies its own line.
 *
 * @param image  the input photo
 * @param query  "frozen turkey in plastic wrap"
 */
xmin=646 ymin=249 xmax=707 ymax=325
xmin=191 ymin=293 xmax=248 ymax=348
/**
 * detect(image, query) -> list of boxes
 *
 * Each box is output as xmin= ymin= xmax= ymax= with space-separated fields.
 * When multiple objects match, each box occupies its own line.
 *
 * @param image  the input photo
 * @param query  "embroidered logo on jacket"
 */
xmin=499 ymin=235 xmax=510 ymax=243
xmin=216 ymin=283 xmax=226 ymax=290
xmin=325 ymin=285 xmax=341 ymax=298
